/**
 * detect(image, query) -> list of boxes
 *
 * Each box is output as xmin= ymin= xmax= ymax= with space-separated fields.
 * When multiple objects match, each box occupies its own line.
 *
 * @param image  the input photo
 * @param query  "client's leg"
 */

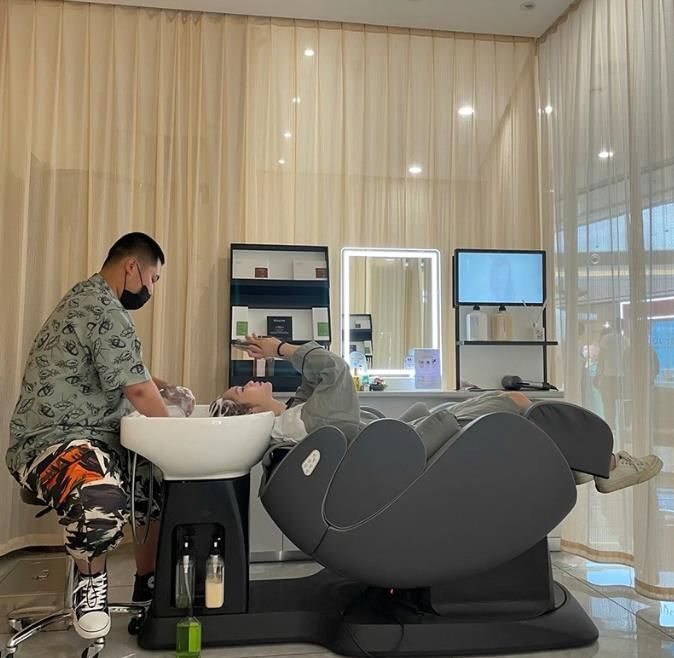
xmin=511 ymin=396 xmax=662 ymax=493
xmin=447 ymin=391 xmax=529 ymax=424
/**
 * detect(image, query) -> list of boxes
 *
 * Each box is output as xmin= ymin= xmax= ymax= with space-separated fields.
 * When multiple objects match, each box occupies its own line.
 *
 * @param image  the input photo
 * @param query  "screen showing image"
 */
xmin=456 ymin=250 xmax=544 ymax=305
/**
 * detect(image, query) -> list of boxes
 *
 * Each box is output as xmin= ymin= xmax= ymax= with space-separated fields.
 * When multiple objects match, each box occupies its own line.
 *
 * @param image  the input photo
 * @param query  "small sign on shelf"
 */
xmin=312 ymin=307 xmax=330 ymax=341
xmin=414 ymin=348 xmax=442 ymax=390
xmin=267 ymin=316 xmax=293 ymax=341
xmin=231 ymin=306 xmax=249 ymax=339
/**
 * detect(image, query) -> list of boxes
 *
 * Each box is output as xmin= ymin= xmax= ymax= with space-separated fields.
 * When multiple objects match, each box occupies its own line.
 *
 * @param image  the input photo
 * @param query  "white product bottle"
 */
xmin=491 ymin=305 xmax=513 ymax=341
xmin=465 ymin=305 xmax=488 ymax=341
xmin=205 ymin=537 xmax=225 ymax=609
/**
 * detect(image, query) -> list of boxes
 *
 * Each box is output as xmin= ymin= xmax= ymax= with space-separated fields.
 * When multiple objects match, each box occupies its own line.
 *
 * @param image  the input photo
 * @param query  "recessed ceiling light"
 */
xmin=292 ymin=97 xmax=301 ymax=104
xmin=408 ymin=164 xmax=422 ymax=174
xmin=304 ymin=48 xmax=315 ymax=57
xmin=598 ymin=150 xmax=614 ymax=159
xmin=278 ymin=158 xmax=286 ymax=165
xmin=458 ymin=105 xmax=474 ymax=117
xmin=283 ymin=131 xmax=292 ymax=139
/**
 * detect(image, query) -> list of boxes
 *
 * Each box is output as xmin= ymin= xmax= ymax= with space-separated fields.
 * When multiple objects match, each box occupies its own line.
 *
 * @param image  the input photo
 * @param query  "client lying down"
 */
xmin=210 ymin=336 xmax=662 ymax=494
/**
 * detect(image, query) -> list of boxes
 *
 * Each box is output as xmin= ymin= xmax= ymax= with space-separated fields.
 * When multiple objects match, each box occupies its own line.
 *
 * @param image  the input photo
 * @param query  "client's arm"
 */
xmin=285 ymin=342 xmax=360 ymax=440
xmin=244 ymin=336 xmax=361 ymax=440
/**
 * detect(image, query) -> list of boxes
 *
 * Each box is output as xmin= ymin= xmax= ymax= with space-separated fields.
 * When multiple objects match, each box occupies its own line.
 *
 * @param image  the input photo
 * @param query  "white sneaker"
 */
xmin=72 ymin=569 xmax=111 ymax=640
xmin=594 ymin=451 xmax=663 ymax=494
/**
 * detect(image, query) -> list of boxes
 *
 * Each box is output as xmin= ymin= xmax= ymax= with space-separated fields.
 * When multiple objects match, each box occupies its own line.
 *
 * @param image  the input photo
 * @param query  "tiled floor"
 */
xmin=0 ymin=546 xmax=673 ymax=657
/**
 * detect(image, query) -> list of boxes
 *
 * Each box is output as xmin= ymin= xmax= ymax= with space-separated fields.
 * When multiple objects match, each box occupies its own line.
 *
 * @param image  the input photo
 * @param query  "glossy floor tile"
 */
xmin=553 ymin=552 xmax=674 ymax=641
xmin=0 ymin=548 xmax=673 ymax=657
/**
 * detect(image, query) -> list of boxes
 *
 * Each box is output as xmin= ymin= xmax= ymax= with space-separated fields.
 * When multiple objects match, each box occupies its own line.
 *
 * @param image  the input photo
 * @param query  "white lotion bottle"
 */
xmin=465 ymin=305 xmax=488 ymax=341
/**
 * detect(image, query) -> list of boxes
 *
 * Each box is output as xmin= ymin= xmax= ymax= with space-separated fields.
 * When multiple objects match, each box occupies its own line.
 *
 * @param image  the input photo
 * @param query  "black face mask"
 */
xmin=120 ymin=264 xmax=151 ymax=310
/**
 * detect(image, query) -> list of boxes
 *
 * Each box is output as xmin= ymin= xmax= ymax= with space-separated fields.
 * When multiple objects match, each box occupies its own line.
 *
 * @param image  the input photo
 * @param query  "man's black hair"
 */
xmin=103 ymin=232 xmax=165 ymax=267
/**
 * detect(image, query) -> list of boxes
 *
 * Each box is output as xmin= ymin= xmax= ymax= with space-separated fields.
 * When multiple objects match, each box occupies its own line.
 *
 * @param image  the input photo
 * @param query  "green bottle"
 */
xmin=176 ymin=616 xmax=201 ymax=658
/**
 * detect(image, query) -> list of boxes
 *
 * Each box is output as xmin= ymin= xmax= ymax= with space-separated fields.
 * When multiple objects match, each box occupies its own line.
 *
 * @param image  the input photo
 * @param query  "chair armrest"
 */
xmin=323 ymin=419 xmax=426 ymax=528
xmin=260 ymin=426 xmax=348 ymax=555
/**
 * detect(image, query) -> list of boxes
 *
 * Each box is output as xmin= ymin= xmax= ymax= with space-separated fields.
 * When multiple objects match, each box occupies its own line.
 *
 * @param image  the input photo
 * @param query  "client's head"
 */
xmin=211 ymin=380 xmax=278 ymax=416
xmin=209 ymin=397 xmax=252 ymax=417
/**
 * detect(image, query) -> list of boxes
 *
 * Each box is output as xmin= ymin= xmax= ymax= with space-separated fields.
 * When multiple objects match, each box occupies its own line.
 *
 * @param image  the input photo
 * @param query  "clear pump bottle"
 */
xmin=175 ymin=535 xmax=195 ymax=610
xmin=175 ymin=534 xmax=200 ymax=657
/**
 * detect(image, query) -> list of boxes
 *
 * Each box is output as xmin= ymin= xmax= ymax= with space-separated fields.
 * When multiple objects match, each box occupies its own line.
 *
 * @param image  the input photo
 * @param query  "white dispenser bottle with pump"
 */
xmin=491 ymin=305 xmax=513 ymax=341
xmin=465 ymin=305 xmax=488 ymax=341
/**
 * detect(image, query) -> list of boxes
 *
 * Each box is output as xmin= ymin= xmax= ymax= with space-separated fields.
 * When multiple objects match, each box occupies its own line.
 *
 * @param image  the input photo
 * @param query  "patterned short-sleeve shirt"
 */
xmin=6 ymin=273 xmax=152 ymax=474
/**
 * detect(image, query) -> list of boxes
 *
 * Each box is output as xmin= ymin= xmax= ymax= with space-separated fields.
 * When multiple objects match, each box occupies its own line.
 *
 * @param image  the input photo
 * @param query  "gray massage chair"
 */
xmin=258 ymin=401 xmax=612 ymax=656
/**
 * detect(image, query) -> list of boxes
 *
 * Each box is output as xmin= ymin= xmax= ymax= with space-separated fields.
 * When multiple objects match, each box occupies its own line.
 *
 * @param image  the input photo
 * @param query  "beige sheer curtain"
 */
xmin=0 ymin=0 xmax=540 ymax=553
xmin=539 ymin=0 xmax=674 ymax=599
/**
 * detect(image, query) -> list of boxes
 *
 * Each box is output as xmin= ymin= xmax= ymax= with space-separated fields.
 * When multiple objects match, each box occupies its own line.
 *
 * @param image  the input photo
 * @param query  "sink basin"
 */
xmin=121 ymin=405 xmax=275 ymax=480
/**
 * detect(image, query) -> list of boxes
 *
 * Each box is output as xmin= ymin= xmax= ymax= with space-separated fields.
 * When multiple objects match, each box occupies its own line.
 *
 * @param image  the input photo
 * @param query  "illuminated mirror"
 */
xmin=341 ymin=248 xmax=441 ymax=376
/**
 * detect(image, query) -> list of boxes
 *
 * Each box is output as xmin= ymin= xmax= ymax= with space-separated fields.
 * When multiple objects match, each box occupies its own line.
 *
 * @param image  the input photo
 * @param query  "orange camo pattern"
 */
xmin=37 ymin=445 xmax=105 ymax=506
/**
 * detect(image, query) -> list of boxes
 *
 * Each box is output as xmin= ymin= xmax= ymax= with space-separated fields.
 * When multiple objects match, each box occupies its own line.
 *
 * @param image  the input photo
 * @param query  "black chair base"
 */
xmin=137 ymin=568 xmax=598 ymax=656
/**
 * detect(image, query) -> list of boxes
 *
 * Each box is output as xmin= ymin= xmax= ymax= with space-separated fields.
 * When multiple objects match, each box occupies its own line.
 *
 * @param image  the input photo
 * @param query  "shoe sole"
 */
xmin=596 ymin=457 xmax=664 ymax=494
xmin=73 ymin=616 xmax=111 ymax=640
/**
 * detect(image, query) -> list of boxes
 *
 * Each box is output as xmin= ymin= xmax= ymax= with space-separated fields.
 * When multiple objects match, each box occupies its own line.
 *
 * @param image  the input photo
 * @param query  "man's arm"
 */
xmin=124 ymin=380 xmax=170 ymax=417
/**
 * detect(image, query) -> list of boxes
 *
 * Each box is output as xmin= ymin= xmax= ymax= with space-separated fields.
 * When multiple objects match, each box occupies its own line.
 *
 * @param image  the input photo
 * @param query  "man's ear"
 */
xmin=124 ymin=256 xmax=137 ymax=274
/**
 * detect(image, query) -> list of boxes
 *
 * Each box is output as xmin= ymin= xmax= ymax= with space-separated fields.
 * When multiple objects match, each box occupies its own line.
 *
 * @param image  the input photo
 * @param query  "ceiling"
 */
xmin=73 ymin=0 xmax=576 ymax=38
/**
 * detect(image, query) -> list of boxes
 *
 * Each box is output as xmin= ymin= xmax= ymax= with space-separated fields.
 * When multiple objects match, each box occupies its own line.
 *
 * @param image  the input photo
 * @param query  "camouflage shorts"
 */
xmin=17 ymin=439 xmax=161 ymax=562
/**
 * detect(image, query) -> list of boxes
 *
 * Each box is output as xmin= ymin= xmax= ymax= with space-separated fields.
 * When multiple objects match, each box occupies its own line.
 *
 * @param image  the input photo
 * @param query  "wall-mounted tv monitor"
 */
xmin=454 ymin=249 xmax=545 ymax=306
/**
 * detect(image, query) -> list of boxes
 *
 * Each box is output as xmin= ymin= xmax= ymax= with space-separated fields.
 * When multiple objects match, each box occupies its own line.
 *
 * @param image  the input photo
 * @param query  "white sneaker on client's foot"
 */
xmin=594 ymin=451 xmax=663 ymax=494
xmin=72 ymin=569 xmax=111 ymax=640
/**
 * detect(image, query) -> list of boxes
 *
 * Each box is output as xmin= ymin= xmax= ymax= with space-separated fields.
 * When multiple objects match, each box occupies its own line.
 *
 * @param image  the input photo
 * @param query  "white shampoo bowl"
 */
xmin=121 ymin=405 xmax=275 ymax=480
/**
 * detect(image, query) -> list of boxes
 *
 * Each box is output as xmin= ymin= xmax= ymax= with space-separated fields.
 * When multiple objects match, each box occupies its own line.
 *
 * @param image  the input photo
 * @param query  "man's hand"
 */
xmin=160 ymin=385 xmax=196 ymax=417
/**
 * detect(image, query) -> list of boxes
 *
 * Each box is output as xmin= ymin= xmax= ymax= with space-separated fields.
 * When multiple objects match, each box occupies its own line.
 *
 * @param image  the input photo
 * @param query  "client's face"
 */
xmin=222 ymin=380 xmax=274 ymax=409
